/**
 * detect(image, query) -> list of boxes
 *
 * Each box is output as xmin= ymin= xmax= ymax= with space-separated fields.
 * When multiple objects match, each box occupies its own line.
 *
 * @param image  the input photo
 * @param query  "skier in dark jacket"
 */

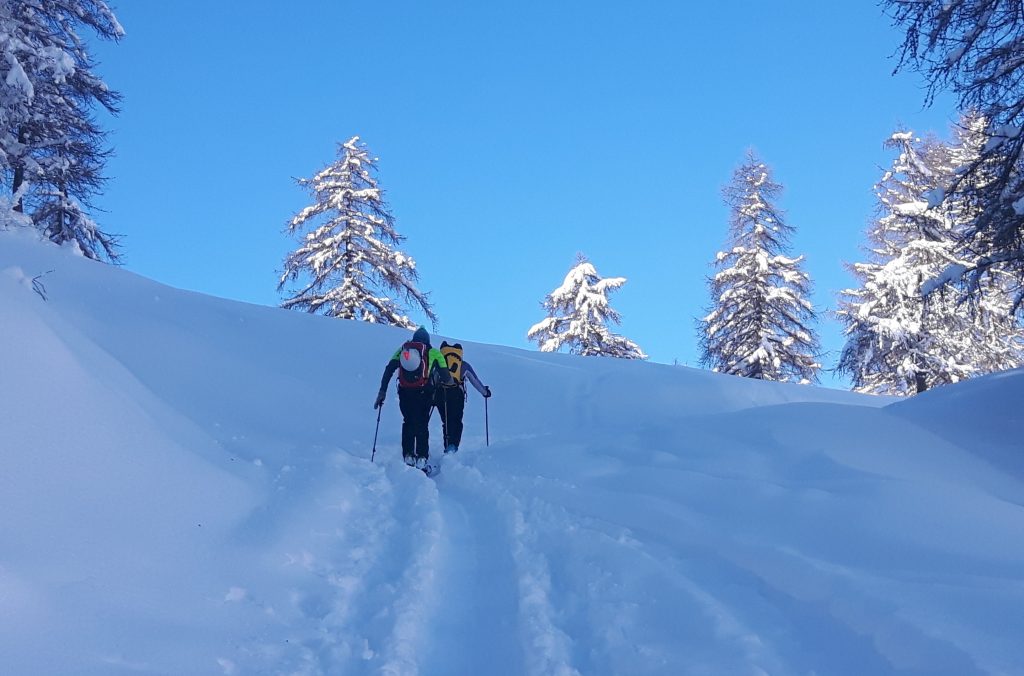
xmin=374 ymin=327 xmax=453 ymax=472
xmin=434 ymin=341 xmax=491 ymax=454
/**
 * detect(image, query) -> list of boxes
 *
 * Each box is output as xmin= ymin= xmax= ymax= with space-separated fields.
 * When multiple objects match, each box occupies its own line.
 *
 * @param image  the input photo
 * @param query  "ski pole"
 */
xmin=371 ymin=404 xmax=382 ymax=462
xmin=443 ymin=390 xmax=450 ymax=449
xmin=485 ymin=395 xmax=490 ymax=447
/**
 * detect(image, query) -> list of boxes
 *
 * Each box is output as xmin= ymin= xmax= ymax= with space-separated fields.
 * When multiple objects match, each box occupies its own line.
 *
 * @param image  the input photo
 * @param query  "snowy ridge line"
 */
xmin=445 ymin=460 xmax=581 ymax=676
xmin=377 ymin=465 xmax=444 ymax=676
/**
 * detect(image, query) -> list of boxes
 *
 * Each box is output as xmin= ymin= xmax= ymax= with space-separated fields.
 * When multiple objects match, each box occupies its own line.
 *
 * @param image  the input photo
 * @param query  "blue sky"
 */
xmin=91 ymin=1 xmax=957 ymax=388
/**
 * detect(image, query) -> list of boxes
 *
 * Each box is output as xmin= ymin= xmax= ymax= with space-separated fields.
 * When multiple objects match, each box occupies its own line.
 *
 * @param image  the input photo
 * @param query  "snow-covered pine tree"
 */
xmin=699 ymin=151 xmax=820 ymax=383
xmin=278 ymin=136 xmax=436 ymax=328
xmin=0 ymin=0 xmax=123 ymax=261
xmin=837 ymin=121 xmax=1023 ymax=395
xmin=937 ymin=113 xmax=1024 ymax=374
xmin=886 ymin=1 xmax=1024 ymax=310
xmin=527 ymin=253 xmax=647 ymax=359
xmin=837 ymin=130 xmax=960 ymax=394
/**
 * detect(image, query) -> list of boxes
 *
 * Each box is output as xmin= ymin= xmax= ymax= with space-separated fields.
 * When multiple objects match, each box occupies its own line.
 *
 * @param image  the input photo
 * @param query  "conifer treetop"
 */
xmin=700 ymin=152 xmax=820 ymax=383
xmin=278 ymin=136 xmax=436 ymax=328
xmin=528 ymin=253 xmax=646 ymax=359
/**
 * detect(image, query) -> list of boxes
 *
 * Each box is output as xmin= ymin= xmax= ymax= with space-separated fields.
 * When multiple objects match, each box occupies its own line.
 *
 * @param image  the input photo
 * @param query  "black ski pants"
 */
xmin=435 ymin=385 xmax=466 ymax=449
xmin=398 ymin=387 xmax=434 ymax=459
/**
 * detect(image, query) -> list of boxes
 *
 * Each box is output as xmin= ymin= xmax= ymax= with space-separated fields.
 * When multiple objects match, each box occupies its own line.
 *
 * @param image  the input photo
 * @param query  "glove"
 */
xmin=374 ymin=389 xmax=386 ymax=409
xmin=483 ymin=386 xmax=492 ymax=398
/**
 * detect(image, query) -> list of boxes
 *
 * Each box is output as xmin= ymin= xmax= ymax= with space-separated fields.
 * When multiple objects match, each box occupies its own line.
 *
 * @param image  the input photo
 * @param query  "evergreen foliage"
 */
xmin=528 ymin=253 xmax=647 ymax=359
xmin=0 ymin=0 xmax=123 ymax=261
xmin=279 ymin=136 xmax=436 ymax=328
xmin=886 ymin=0 xmax=1024 ymax=311
xmin=837 ymin=120 xmax=1023 ymax=394
xmin=700 ymin=151 xmax=820 ymax=383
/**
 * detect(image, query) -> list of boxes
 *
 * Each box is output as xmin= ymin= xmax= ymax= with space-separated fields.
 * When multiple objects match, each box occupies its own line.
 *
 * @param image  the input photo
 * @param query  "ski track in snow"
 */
xmin=373 ymin=462 xmax=443 ymax=676
xmin=440 ymin=457 xmax=581 ymax=676
xmin=309 ymin=454 xmax=444 ymax=676
xmin=416 ymin=465 xmax=525 ymax=676
xmin=224 ymin=450 xmax=443 ymax=676
xmin=178 ymin=437 xmax=1002 ymax=676
xmin=468 ymin=465 xmax=787 ymax=676
xmin=306 ymin=447 xmax=784 ymax=676
xmin=261 ymin=446 xmax=581 ymax=676
xmin=485 ymin=461 xmax=994 ymax=676
xmin=179 ymin=432 xmax=1015 ymax=676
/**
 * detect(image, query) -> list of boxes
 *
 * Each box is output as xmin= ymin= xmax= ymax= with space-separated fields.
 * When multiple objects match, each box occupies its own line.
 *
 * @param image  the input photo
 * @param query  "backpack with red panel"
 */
xmin=397 ymin=341 xmax=430 ymax=388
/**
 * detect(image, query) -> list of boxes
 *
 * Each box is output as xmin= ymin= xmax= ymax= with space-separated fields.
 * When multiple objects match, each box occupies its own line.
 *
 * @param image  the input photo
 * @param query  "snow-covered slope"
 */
xmin=2 ymin=229 xmax=1022 ymax=675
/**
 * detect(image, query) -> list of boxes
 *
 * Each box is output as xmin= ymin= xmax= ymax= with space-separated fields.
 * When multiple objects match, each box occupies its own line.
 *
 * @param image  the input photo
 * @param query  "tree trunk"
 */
xmin=11 ymin=127 xmax=28 ymax=213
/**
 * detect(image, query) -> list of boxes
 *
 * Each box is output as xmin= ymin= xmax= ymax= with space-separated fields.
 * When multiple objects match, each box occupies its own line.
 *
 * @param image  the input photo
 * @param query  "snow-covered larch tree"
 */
xmin=528 ymin=253 xmax=647 ymax=359
xmin=0 ymin=0 xmax=123 ymax=261
xmin=885 ymin=0 xmax=1024 ymax=310
xmin=837 ymin=121 xmax=1023 ymax=395
xmin=943 ymin=114 xmax=1024 ymax=371
xmin=699 ymin=151 xmax=820 ymax=383
xmin=278 ymin=136 xmax=436 ymax=328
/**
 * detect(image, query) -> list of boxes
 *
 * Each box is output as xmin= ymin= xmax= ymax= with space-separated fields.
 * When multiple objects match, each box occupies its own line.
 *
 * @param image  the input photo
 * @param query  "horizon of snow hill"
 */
xmin=2 ymin=227 xmax=1023 ymax=676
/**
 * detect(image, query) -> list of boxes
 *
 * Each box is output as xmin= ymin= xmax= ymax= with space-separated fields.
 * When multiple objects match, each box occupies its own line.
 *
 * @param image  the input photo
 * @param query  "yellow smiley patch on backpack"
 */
xmin=440 ymin=342 xmax=464 ymax=385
